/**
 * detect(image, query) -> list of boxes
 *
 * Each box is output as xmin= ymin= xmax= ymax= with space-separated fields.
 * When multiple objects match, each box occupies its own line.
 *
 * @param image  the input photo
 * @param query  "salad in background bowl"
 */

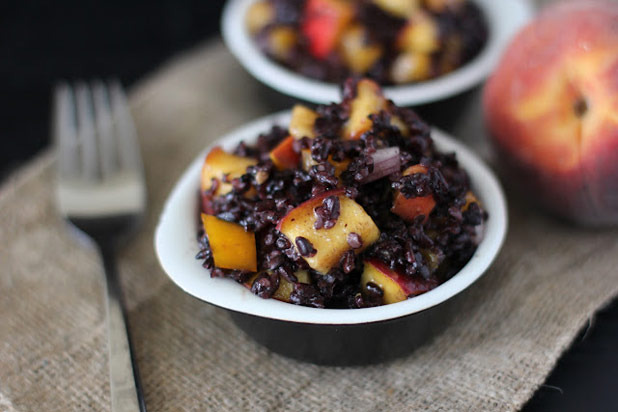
xmin=222 ymin=0 xmax=534 ymax=106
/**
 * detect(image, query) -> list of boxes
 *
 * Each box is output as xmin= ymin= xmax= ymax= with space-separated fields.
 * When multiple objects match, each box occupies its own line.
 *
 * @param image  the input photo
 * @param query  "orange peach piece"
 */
xmin=276 ymin=190 xmax=380 ymax=274
xmin=361 ymin=259 xmax=437 ymax=304
xmin=390 ymin=51 xmax=432 ymax=84
xmin=338 ymin=25 xmax=383 ymax=74
xmin=266 ymin=26 xmax=298 ymax=60
xmin=244 ymin=270 xmax=311 ymax=302
xmin=391 ymin=165 xmax=436 ymax=222
xmin=373 ymin=0 xmax=420 ymax=18
xmin=270 ymin=136 xmax=300 ymax=170
xmin=201 ymin=147 xmax=257 ymax=195
xmin=273 ymin=270 xmax=311 ymax=302
xmin=301 ymin=149 xmax=351 ymax=178
xmin=289 ymin=104 xmax=318 ymax=139
xmin=483 ymin=1 xmax=618 ymax=224
xmin=396 ymin=11 xmax=440 ymax=54
xmin=424 ymin=0 xmax=464 ymax=13
xmin=462 ymin=191 xmax=479 ymax=212
xmin=246 ymin=0 xmax=275 ymax=34
xmin=302 ymin=0 xmax=355 ymax=59
xmin=342 ymin=79 xmax=387 ymax=140
xmin=390 ymin=115 xmax=410 ymax=136
xmin=202 ymin=214 xmax=257 ymax=272
xmin=392 ymin=193 xmax=436 ymax=222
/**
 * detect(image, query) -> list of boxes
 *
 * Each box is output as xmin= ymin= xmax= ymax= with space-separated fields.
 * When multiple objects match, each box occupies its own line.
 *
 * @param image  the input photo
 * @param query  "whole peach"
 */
xmin=483 ymin=0 xmax=618 ymax=225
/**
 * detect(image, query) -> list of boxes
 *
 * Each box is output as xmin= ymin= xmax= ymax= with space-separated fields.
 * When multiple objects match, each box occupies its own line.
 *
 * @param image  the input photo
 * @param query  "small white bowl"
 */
xmin=222 ymin=0 xmax=534 ymax=106
xmin=155 ymin=110 xmax=507 ymax=364
xmin=155 ymin=110 xmax=507 ymax=325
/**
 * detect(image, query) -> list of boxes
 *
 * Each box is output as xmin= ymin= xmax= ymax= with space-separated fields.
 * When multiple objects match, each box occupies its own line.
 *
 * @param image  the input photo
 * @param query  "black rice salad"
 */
xmin=246 ymin=0 xmax=488 ymax=85
xmin=197 ymin=78 xmax=486 ymax=308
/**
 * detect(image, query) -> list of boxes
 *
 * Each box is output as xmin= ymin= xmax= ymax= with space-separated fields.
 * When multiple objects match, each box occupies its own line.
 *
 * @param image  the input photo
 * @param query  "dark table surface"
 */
xmin=2 ymin=2 xmax=616 ymax=410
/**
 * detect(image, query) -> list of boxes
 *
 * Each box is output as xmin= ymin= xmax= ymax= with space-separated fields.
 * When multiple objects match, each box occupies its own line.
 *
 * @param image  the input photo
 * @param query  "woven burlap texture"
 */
xmin=2 ymin=37 xmax=618 ymax=411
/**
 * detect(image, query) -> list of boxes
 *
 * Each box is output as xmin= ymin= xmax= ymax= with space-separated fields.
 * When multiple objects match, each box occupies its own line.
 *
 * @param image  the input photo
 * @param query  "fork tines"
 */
xmin=54 ymin=80 xmax=142 ymax=182
xmin=54 ymin=80 xmax=146 ymax=219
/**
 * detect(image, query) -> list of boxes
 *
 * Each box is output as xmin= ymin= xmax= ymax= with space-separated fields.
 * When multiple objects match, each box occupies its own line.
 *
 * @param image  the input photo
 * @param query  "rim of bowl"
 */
xmin=154 ymin=110 xmax=508 ymax=325
xmin=221 ymin=0 xmax=535 ymax=106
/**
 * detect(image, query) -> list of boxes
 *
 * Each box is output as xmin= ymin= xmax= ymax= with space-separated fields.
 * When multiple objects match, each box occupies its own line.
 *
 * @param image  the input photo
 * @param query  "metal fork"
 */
xmin=53 ymin=81 xmax=147 ymax=412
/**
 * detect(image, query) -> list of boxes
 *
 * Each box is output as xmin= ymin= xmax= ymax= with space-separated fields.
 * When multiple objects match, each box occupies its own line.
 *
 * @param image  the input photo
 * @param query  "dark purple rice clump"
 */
xmin=196 ymin=80 xmax=486 ymax=309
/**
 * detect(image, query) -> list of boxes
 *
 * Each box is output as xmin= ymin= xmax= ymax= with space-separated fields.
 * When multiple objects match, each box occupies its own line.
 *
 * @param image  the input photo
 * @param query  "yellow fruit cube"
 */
xmin=277 ymin=190 xmax=380 ymax=274
xmin=289 ymin=105 xmax=318 ymax=139
xmin=202 ymin=214 xmax=257 ymax=272
xmin=342 ymin=79 xmax=387 ymax=140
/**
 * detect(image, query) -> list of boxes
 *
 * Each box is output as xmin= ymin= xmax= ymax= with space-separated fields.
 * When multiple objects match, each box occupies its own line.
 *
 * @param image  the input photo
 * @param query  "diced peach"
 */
xmin=390 ymin=52 xmax=432 ymax=84
xmin=392 ymin=194 xmax=436 ymax=222
xmin=273 ymin=270 xmax=311 ymax=302
xmin=270 ymin=136 xmax=300 ymax=170
xmin=302 ymin=0 xmax=354 ymax=59
xmin=373 ymin=0 xmax=420 ymax=18
xmin=391 ymin=164 xmax=436 ymax=222
xmin=397 ymin=11 xmax=440 ymax=54
xmin=338 ymin=25 xmax=383 ymax=74
xmin=276 ymin=190 xmax=380 ymax=274
xmin=245 ymin=270 xmax=311 ymax=302
xmin=342 ymin=79 xmax=387 ymax=140
xmin=420 ymin=248 xmax=444 ymax=272
xmin=265 ymin=26 xmax=298 ymax=60
xmin=246 ymin=0 xmax=275 ymax=34
xmin=289 ymin=105 xmax=318 ymax=139
xmin=361 ymin=258 xmax=438 ymax=304
xmin=462 ymin=191 xmax=479 ymax=212
xmin=405 ymin=164 xmax=430 ymax=177
xmin=301 ymin=149 xmax=351 ymax=178
xmin=390 ymin=115 xmax=410 ymax=136
xmin=202 ymin=214 xmax=257 ymax=272
xmin=201 ymin=147 xmax=257 ymax=195
xmin=424 ymin=0 xmax=464 ymax=13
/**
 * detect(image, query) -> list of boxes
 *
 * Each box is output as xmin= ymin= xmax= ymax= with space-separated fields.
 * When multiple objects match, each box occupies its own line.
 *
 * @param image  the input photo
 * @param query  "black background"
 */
xmin=1 ymin=1 xmax=616 ymax=410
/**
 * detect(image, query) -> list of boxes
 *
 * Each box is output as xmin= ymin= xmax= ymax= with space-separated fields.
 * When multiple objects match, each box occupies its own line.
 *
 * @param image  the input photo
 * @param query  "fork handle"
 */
xmin=100 ymin=245 xmax=147 ymax=412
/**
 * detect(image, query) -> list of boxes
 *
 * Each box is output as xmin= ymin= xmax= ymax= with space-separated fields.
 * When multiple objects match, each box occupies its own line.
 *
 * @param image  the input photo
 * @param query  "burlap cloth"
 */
xmin=3 ymin=28 xmax=618 ymax=412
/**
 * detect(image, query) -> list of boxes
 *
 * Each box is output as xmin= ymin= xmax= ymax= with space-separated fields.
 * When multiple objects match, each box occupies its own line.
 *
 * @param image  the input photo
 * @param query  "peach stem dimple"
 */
xmin=573 ymin=97 xmax=588 ymax=117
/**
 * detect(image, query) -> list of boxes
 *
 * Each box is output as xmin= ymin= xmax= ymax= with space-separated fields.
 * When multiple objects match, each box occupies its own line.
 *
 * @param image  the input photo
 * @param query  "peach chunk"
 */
xmin=302 ymin=0 xmax=355 ymax=59
xmin=289 ymin=104 xmax=318 ymax=139
xmin=342 ymin=79 xmax=387 ymax=140
xmin=274 ymin=270 xmax=311 ymax=302
xmin=462 ymin=190 xmax=479 ymax=212
xmin=301 ymin=149 xmax=351 ymax=178
xmin=202 ymin=214 xmax=257 ymax=272
xmin=338 ymin=25 xmax=383 ymax=74
xmin=424 ymin=0 xmax=464 ymax=13
xmin=361 ymin=259 xmax=438 ymax=304
xmin=276 ymin=190 xmax=380 ymax=274
xmin=245 ymin=270 xmax=311 ymax=302
xmin=201 ymin=147 xmax=257 ymax=195
xmin=246 ymin=0 xmax=275 ymax=34
xmin=391 ymin=164 xmax=436 ymax=222
xmin=270 ymin=136 xmax=300 ymax=170
xmin=390 ymin=52 xmax=432 ymax=84
xmin=390 ymin=115 xmax=410 ymax=136
xmin=265 ymin=26 xmax=298 ymax=60
xmin=396 ymin=11 xmax=440 ymax=54
xmin=373 ymin=0 xmax=420 ymax=18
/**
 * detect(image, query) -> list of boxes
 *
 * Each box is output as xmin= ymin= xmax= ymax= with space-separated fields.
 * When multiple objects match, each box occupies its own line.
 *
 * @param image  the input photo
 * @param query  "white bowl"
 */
xmin=222 ymin=0 xmax=535 ymax=106
xmin=154 ymin=110 xmax=508 ymax=327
